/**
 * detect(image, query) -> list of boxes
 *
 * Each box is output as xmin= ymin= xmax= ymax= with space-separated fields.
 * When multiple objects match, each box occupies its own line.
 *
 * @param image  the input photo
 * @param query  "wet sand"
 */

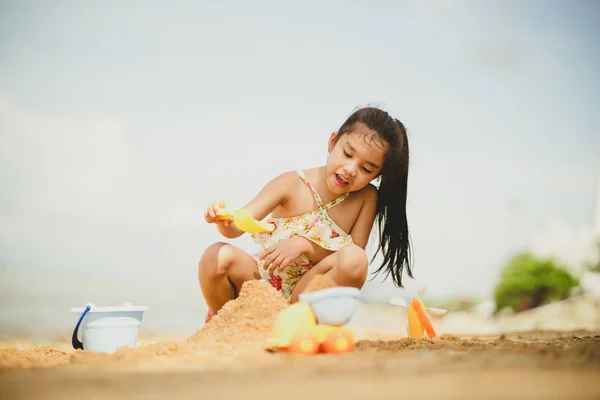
xmin=1 ymin=330 xmax=599 ymax=400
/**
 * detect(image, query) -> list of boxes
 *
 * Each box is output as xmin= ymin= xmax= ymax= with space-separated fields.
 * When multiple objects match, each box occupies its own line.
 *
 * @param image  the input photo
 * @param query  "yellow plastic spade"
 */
xmin=267 ymin=301 xmax=317 ymax=348
xmin=216 ymin=208 xmax=275 ymax=234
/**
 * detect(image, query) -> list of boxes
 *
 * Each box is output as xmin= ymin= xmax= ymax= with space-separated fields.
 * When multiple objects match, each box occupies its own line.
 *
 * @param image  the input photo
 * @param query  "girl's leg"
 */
xmin=198 ymin=242 xmax=260 ymax=315
xmin=290 ymin=243 xmax=368 ymax=303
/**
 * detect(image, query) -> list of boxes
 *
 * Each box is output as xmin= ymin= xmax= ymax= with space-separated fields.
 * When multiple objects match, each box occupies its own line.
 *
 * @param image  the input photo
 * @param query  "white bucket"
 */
xmin=71 ymin=302 xmax=149 ymax=354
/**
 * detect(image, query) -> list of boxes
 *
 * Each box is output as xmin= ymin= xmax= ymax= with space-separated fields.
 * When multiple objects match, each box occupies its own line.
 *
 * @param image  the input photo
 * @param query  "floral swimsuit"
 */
xmin=250 ymin=170 xmax=354 ymax=300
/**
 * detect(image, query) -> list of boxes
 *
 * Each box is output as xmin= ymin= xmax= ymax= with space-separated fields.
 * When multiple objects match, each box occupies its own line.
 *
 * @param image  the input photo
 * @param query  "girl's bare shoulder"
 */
xmin=263 ymin=170 xmax=306 ymax=205
xmin=349 ymin=183 xmax=378 ymax=204
xmin=267 ymin=170 xmax=301 ymax=189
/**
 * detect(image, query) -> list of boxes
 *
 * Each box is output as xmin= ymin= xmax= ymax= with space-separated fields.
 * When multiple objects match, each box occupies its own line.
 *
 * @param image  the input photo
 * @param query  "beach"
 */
xmin=1 ymin=330 xmax=599 ymax=399
xmin=2 ymin=280 xmax=600 ymax=399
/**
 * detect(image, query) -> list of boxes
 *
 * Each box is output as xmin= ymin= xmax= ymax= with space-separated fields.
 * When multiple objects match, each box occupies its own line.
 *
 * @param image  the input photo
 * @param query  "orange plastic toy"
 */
xmin=406 ymin=285 xmax=447 ymax=340
xmin=408 ymin=298 xmax=437 ymax=339
xmin=267 ymin=301 xmax=355 ymax=355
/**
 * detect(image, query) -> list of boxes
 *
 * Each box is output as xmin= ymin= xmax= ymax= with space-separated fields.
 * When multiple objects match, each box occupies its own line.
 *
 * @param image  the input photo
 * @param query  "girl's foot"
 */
xmin=205 ymin=309 xmax=217 ymax=324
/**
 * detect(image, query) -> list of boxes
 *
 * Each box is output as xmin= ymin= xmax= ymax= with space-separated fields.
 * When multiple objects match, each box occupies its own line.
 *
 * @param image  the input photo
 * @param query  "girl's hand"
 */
xmin=260 ymin=236 xmax=309 ymax=273
xmin=204 ymin=200 xmax=232 ymax=226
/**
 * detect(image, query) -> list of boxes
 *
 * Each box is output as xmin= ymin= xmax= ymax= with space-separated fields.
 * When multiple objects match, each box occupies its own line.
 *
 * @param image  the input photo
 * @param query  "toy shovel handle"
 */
xmin=71 ymin=304 xmax=91 ymax=350
xmin=216 ymin=207 xmax=235 ymax=220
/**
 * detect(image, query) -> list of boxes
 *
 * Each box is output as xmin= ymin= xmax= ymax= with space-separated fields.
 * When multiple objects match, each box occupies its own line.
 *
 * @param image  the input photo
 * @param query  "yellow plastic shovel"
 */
xmin=216 ymin=208 xmax=275 ymax=234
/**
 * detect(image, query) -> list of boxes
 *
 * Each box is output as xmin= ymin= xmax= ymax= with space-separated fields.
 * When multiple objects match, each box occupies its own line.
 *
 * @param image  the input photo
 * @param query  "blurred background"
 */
xmin=1 ymin=0 xmax=599 ymax=339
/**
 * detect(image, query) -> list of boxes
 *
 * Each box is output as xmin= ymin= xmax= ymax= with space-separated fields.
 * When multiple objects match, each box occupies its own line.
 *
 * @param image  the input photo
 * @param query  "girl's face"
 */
xmin=325 ymin=127 xmax=387 ymax=195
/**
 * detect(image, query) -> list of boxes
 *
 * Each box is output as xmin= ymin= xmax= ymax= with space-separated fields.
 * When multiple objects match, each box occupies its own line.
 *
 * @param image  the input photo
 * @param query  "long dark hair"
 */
xmin=335 ymin=107 xmax=413 ymax=287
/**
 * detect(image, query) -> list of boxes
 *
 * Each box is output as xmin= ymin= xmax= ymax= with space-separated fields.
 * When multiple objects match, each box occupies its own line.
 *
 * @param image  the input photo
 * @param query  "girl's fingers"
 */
xmin=211 ymin=203 xmax=219 ymax=219
xmin=260 ymin=246 xmax=275 ymax=260
xmin=267 ymin=253 xmax=281 ymax=273
xmin=276 ymin=258 xmax=290 ymax=273
xmin=205 ymin=203 xmax=216 ymax=222
xmin=263 ymin=251 xmax=276 ymax=271
xmin=271 ymin=254 xmax=285 ymax=272
xmin=205 ymin=200 xmax=229 ymax=224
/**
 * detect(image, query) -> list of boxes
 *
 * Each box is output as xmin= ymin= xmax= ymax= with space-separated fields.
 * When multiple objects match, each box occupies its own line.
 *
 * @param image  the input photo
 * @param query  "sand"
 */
xmin=302 ymin=274 xmax=338 ymax=293
xmin=1 ymin=280 xmax=599 ymax=399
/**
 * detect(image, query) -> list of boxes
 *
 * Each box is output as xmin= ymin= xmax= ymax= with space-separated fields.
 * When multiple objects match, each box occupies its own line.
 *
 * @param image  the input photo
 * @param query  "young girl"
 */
xmin=199 ymin=107 xmax=413 ymax=323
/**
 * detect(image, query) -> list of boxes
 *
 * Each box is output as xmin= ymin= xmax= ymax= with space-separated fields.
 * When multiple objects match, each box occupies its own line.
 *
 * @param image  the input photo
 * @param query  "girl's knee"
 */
xmin=337 ymin=244 xmax=368 ymax=283
xmin=199 ymin=242 xmax=236 ymax=276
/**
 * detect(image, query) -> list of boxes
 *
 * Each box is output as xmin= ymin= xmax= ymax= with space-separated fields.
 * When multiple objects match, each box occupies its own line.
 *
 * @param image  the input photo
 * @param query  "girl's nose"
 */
xmin=344 ymin=163 xmax=358 ymax=177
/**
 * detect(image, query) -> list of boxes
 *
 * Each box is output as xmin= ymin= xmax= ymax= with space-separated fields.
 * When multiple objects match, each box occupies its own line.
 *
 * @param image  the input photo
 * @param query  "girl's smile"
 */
xmin=334 ymin=173 xmax=350 ymax=188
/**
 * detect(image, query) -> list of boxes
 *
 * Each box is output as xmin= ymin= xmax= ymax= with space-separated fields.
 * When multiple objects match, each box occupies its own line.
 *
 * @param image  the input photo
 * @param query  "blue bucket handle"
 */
xmin=71 ymin=304 xmax=91 ymax=350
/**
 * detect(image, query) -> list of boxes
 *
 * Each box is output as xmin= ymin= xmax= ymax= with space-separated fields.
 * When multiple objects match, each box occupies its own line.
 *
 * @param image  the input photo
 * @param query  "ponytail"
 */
xmin=371 ymin=173 xmax=413 ymax=287
xmin=371 ymin=119 xmax=413 ymax=287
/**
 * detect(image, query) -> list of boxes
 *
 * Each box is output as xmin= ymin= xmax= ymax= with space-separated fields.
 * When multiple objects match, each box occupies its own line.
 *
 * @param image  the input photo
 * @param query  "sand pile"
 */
xmin=187 ymin=279 xmax=288 ymax=354
xmin=0 ymin=279 xmax=288 ymax=370
xmin=302 ymin=274 xmax=337 ymax=293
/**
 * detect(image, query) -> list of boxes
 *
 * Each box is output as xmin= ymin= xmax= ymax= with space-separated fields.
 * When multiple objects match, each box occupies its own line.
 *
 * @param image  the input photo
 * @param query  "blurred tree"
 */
xmin=494 ymin=253 xmax=579 ymax=312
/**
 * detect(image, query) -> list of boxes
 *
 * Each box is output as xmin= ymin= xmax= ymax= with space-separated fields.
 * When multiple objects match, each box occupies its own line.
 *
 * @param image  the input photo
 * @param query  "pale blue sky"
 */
xmin=1 ymin=0 xmax=599 ymax=307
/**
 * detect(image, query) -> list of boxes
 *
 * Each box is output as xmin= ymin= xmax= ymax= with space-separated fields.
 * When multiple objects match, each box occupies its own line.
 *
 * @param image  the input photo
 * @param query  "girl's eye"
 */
xmin=343 ymin=151 xmax=351 ymax=158
xmin=362 ymin=167 xmax=373 ymax=173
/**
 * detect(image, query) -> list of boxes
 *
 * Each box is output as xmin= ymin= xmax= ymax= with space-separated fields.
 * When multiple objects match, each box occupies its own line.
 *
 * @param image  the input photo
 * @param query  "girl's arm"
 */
xmin=297 ymin=238 xmax=334 ymax=262
xmin=217 ymin=171 xmax=297 ymax=239
xmin=348 ymin=185 xmax=378 ymax=249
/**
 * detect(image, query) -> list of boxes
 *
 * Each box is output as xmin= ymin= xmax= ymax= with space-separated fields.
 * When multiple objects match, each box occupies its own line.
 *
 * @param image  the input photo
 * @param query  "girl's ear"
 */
xmin=328 ymin=131 xmax=338 ymax=153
